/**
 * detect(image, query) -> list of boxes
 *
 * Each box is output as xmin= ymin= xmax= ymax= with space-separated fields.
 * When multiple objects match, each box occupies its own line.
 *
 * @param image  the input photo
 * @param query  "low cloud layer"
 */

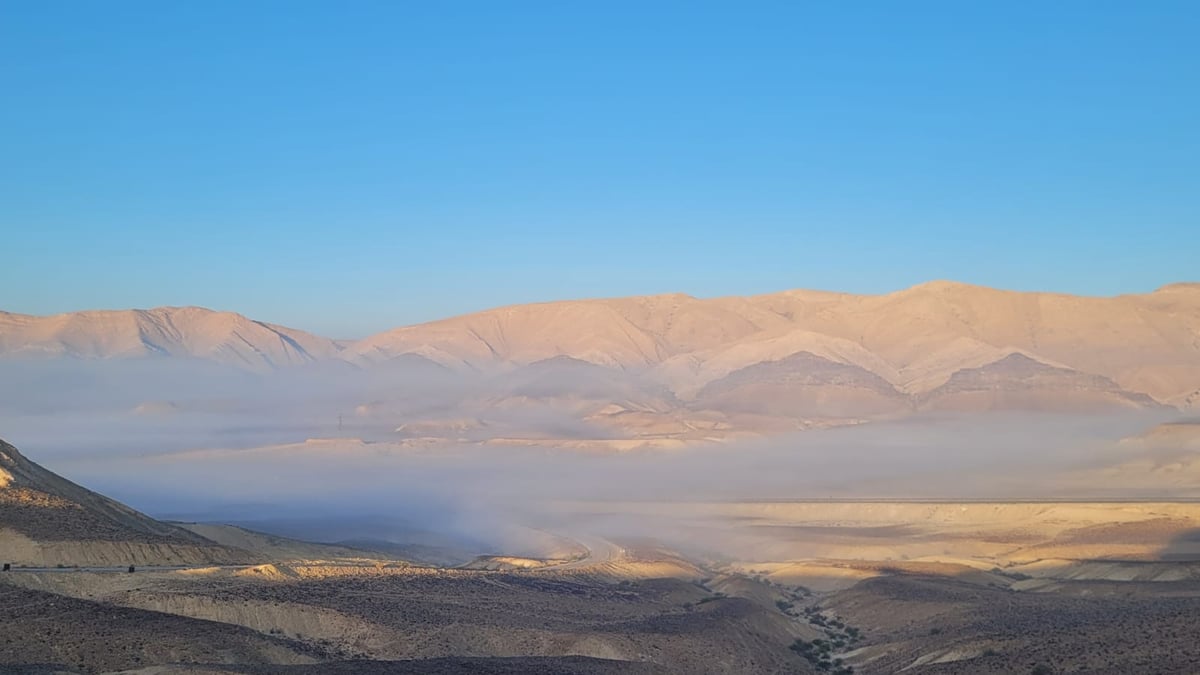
xmin=0 ymin=357 xmax=1188 ymax=556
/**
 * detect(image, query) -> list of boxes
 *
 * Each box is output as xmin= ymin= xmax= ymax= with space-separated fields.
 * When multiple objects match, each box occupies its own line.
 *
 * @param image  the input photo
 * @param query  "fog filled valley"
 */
xmin=5 ymin=285 xmax=1200 ymax=555
xmin=2 ymin=284 xmax=1200 ymax=674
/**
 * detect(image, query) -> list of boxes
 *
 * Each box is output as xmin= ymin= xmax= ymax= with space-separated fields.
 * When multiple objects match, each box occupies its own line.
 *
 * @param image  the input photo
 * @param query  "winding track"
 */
xmin=542 ymin=534 xmax=626 ymax=570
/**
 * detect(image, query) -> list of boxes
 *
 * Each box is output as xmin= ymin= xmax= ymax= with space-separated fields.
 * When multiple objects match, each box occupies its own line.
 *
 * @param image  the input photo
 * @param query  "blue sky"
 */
xmin=2 ymin=1 xmax=1197 ymax=337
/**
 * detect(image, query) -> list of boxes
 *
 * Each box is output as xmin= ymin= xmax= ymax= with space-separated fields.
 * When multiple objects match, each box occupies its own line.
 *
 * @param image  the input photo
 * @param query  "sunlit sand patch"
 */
xmin=461 ymin=555 xmax=563 ymax=571
xmin=173 ymin=566 xmax=223 ymax=576
xmin=233 ymin=563 xmax=297 ymax=580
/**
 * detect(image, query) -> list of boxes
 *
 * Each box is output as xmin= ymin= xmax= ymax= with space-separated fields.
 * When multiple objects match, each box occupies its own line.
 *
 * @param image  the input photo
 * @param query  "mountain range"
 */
xmin=3 ymin=282 xmax=1198 ymax=430
xmin=0 ymin=305 xmax=341 ymax=371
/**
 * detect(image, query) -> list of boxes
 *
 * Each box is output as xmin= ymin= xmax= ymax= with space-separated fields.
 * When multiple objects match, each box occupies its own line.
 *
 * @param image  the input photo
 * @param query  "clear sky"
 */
xmin=2 ymin=1 xmax=1197 ymax=337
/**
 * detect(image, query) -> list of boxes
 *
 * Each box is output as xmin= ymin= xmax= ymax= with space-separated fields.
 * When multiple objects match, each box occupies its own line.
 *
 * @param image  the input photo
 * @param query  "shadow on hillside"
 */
xmin=1155 ymin=527 xmax=1200 ymax=561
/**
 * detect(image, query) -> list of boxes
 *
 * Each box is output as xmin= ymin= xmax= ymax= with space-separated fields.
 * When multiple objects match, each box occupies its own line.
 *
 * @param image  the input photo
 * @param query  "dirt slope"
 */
xmin=0 ymin=585 xmax=320 ymax=673
xmin=0 ymin=438 xmax=249 ymax=566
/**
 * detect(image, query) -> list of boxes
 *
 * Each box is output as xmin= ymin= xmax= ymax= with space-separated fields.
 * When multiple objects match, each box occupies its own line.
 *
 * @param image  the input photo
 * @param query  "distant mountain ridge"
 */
xmin=342 ymin=280 xmax=1200 ymax=408
xmin=3 ymin=281 xmax=1198 ymax=414
xmin=0 ymin=306 xmax=341 ymax=371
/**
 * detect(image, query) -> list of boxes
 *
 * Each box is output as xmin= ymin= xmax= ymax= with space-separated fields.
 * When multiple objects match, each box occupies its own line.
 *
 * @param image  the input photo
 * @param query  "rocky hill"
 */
xmin=0 ymin=437 xmax=248 ymax=566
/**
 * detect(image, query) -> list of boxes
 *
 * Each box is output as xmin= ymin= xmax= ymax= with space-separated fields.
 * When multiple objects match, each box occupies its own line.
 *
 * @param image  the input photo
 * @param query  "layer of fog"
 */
xmin=0 ymin=356 xmax=1189 ymax=558
xmin=0 ymin=356 xmax=607 ymax=460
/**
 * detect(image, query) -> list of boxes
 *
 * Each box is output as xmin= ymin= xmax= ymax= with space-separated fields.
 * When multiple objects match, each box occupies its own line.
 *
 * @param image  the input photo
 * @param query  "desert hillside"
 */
xmin=0 ymin=437 xmax=248 ymax=566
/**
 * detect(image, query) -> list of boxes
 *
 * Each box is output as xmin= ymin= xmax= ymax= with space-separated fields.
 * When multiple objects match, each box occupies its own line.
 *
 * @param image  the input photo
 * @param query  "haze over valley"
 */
xmin=4 ymin=281 xmax=1199 ymax=553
